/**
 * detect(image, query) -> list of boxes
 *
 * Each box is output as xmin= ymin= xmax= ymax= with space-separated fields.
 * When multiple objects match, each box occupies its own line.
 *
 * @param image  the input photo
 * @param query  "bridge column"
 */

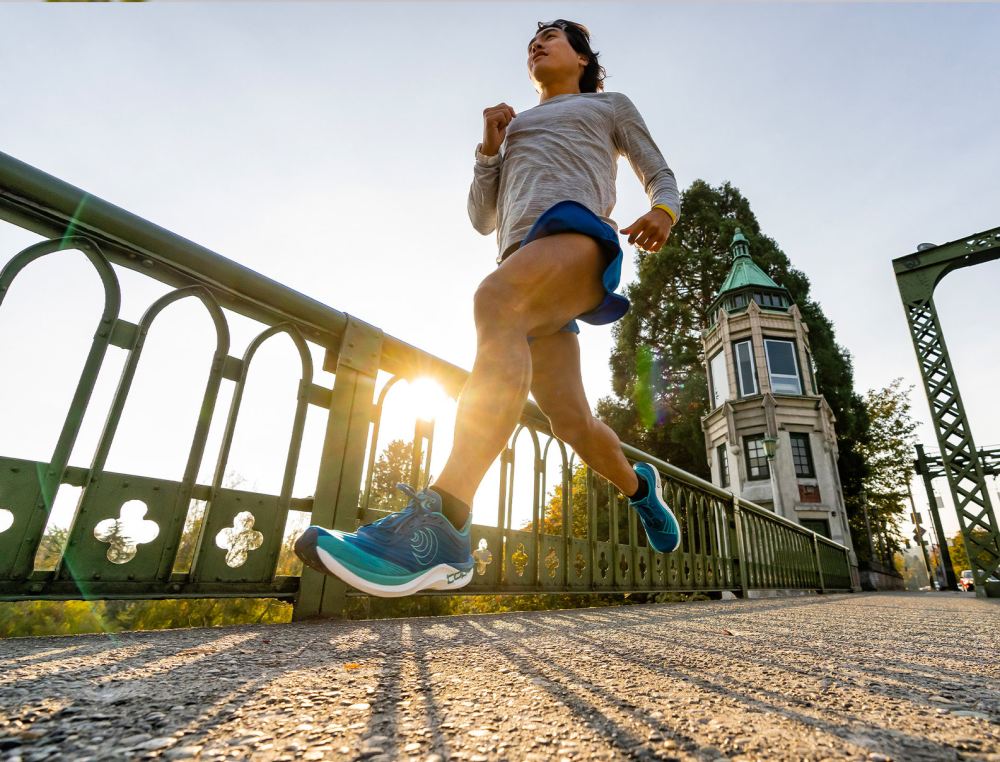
xmin=895 ymin=230 xmax=1000 ymax=598
xmin=294 ymin=316 xmax=383 ymax=620
xmin=914 ymin=444 xmax=958 ymax=591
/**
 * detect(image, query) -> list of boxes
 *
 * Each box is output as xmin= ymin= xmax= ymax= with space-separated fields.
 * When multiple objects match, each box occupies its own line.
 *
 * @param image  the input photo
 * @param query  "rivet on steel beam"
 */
xmin=93 ymin=573 xmax=101 ymax=580
xmin=141 ymin=259 xmax=153 ymax=268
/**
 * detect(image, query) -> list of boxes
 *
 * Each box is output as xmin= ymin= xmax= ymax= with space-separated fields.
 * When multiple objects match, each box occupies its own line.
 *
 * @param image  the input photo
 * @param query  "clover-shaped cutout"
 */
xmin=511 ymin=543 xmax=528 ymax=577
xmin=544 ymin=547 xmax=559 ymax=579
xmin=215 ymin=511 xmax=264 ymax=568
xmin=94 ymin=500 xmax=159 ymax=564
xmin=473 ymin=537 xmax=493 ymax=575
xmin=574 ymin=552 xmax=586 ymax=578
xmin=598 ymin=551 xmax=609 ymax=579
xmin=0 ymin=507 xmax=13 ymax=534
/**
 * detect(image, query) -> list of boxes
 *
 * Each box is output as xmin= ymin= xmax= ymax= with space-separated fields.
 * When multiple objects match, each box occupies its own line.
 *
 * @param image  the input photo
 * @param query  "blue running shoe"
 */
xmin=294 ymin=484 xmax=474 ymax=598
xmin=630 ymin=462 xmax=681 ymax=553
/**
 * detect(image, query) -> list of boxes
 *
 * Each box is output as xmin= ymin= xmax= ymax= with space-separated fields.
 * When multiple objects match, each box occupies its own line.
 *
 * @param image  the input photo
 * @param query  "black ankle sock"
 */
xmin=629 ymin=475 xmax=649 ymax=503
xmin=430 ymin=486 xmax=470 ymax=530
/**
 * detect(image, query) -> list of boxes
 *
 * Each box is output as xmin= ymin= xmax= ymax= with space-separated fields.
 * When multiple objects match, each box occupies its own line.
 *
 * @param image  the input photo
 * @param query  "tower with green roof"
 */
xmin=701 ymin=230 xmax=858 ymax=578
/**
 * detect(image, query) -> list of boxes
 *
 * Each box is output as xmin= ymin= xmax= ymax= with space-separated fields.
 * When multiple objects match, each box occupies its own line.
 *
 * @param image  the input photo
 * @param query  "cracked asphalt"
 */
xmin=1 ymin=592 xmax=997 ymax=762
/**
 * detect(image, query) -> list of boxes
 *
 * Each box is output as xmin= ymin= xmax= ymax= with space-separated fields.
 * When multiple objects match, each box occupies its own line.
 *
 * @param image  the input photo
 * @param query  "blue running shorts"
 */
xmin=502 ymin=200 xmax=630 ymax=335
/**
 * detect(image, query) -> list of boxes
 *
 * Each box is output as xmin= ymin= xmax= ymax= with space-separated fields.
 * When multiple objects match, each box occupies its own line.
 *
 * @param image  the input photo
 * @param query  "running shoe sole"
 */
xmin=294 ymin=527 xmax=474 ymax=598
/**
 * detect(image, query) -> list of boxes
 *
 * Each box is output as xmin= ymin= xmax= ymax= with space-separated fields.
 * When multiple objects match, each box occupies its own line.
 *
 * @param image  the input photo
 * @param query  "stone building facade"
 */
xmin=700 ymin=230 xmax=857 ymax=559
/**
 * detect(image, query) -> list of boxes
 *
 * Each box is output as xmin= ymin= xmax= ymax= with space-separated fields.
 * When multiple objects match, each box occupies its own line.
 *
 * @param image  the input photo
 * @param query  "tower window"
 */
xmin=764 ymin=339 xmax=802 ymax=395
xmin=709 ymin=351 xmax=729 ymax=408
xmin=717 ymin=444 xmax=730 ymax=488
xmin=800 ymin=518 xmax=831 ymax=539
xmin=743 ymin=435 xmax=770 ymax=480
xmin=733 ymin=340 xmax=758 ymax=396
xmin=790 ymin=432 xmax=815 ymax=478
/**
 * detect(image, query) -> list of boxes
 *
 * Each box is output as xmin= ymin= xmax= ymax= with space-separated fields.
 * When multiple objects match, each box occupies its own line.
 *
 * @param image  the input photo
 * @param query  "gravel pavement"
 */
xmin=1 ymin=592 xmax=997 ymax=762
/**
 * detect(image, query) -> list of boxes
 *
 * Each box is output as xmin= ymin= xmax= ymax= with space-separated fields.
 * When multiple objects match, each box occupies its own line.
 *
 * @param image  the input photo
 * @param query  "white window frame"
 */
xmin=709 ymin=351 xmax=729 ymax=408
xmin=764 ymin=338 xmax=802 ymax=395
xmin=734 ymin=340 xmax=758 ymax=397
xmin=717 ymin=443 xmax=730 ymax=488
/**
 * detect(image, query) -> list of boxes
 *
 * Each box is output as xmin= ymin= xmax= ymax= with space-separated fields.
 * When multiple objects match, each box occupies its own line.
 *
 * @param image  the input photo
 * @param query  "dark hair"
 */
xmin=533 ymin=19 xmax=606 ymax=93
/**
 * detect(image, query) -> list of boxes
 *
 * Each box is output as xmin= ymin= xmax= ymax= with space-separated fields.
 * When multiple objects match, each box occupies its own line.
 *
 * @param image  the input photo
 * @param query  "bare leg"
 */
xmin=529 ymin=332 xmax=639 ymax=496
xmin=432 ymin=233 xmax=607 ymax=505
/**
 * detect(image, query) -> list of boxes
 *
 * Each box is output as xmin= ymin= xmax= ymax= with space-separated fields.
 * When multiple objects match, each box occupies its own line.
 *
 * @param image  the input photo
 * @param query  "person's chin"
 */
xmin=531 ymin=62 xmax=555 ymax=80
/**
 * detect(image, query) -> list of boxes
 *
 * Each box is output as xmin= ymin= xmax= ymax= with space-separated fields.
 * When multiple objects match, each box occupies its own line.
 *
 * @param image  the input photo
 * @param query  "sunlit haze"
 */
xmin=1 ymin=3 xmax=998 ymax=540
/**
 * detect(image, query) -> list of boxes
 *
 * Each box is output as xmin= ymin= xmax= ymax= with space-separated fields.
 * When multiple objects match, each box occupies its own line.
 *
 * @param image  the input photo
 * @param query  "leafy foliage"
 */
xmin=365 ymin=438 xmax=427 ymax=510
xmin=850 ymin=378 xmax=920 ymax=564
xmin=948 ymin=529 xmax=995 ymax=580
xmin=598 ymin=179 xmax=869 ymax=523
xmin=520 ymin=462 xmax=615 ymax=540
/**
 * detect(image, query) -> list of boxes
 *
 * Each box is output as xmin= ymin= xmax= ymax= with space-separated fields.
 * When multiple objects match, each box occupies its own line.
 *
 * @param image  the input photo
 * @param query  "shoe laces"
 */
xmin=362 ymin=484 xmax=434 ymax=536
xmin=633 ymin=496 xmax=664 ymax=531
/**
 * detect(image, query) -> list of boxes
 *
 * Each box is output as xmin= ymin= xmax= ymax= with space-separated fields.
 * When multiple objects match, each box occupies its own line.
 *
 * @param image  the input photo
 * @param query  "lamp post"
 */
xmin=763 ymin=435 xmax=783 ymax=516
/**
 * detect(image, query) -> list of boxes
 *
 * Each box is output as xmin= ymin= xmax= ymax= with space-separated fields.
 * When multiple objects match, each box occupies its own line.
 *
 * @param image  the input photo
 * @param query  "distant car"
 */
xmin=959 ymin=570 xmax=975 ymax=592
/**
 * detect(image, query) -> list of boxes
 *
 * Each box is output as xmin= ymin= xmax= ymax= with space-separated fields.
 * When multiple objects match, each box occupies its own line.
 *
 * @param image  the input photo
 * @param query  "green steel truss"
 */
xmin=894 ymin=229 xmax=1000 ymax=597
xmin=0 ymin=152 xmax=854 ymax=617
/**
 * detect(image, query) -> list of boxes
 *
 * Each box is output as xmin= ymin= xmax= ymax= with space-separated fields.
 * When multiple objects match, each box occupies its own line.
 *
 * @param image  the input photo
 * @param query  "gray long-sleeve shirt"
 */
xmin=468 ymin=91 xmax=680 ymax=259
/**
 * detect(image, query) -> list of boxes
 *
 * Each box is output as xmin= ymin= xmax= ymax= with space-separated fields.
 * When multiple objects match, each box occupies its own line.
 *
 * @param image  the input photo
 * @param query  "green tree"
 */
xmin=520 ymin=462 xmax=616 ymax=541
xmin=34 ymin=525 xmax=69 ymax=570
xmin=852 ymin=378 xmax=919 ymax=563
xmin=948 ymin=528 xmax=994 ymax=581
xmin=598 ymin=179 xmax=869 ymax=518
xmin=365 ymin=438 xmax=426 ymax=510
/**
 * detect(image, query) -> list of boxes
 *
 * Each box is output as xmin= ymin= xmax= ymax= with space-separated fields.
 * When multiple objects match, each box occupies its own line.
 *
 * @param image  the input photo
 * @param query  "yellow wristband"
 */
xmin=653 ymin=204 xmax=678 ymax=224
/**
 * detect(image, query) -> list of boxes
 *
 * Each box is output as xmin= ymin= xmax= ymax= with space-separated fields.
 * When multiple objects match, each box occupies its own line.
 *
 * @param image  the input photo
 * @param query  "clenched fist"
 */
xmin=481 ymin=103 xmax=516 ymax=156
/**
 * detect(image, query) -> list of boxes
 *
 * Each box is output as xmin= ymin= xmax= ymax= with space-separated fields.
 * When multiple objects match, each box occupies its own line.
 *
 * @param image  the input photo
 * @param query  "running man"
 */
xmin=296 ymin=19 xmax=682 ymax=597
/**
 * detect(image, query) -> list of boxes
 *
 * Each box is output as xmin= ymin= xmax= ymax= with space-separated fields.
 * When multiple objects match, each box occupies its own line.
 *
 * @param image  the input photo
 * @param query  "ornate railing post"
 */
xmin=293 ymin=316 xmax=383 ymax=620
xmin=812 ymin=532 xmax=826 ymax=593
xmin=732 ymin=495 xmax=749 ymax=598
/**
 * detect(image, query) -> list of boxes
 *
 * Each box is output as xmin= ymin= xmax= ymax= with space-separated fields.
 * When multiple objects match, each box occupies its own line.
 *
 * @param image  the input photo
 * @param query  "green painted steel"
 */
xmin=0 ymin=151 xmax=853 ymax=616
xmin=715 ymin=229 xmax=787 ymax=296
xmin=894 ymin=230 xmax=1000 ymax=598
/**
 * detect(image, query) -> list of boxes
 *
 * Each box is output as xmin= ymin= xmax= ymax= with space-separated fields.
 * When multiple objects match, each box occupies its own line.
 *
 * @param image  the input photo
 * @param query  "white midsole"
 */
xmin=650 ymin=463 xmax=663 ymax=501
xmin=315 ymin=546 xmax=473 ymax=598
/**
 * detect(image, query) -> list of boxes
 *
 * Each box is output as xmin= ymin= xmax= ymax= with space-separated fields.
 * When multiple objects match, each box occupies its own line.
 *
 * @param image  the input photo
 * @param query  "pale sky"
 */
xmin=1 ymin=2 xmax=998 ymax=549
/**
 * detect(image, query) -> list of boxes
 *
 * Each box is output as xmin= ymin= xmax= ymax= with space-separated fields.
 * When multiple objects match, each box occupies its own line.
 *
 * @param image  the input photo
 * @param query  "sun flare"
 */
xmin=403 ymin=377 xmax=452 ymax=423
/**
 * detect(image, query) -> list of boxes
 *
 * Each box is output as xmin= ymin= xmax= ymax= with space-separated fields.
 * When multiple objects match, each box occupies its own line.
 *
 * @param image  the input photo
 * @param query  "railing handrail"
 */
xmin=0 ymin=151 xmax=854 ymax=612
xmin=0 ymin=150 xmax=851 ymax=556
xmin=0 ymin=150 xmax=471 ymax=395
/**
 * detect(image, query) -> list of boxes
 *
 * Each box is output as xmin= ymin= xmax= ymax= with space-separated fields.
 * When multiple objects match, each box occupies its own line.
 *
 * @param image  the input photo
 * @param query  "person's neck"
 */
xmin=538 ymin=78 xmax=581 ymax=103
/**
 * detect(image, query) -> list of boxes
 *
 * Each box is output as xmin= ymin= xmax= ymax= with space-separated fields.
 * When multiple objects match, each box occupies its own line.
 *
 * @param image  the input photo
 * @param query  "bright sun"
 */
xmin=403 ymin=377 xmax=452 ymax=423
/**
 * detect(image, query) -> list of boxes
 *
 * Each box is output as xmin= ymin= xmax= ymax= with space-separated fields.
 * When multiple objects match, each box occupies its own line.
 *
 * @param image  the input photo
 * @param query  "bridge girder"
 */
xmin=894 ymin=227 xmax=1000 ymax=598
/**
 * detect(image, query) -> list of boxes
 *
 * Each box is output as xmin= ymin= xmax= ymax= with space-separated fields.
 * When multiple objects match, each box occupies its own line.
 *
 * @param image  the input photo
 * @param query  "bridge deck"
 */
xmin=1 ymin=592 xmax=997 ymax=761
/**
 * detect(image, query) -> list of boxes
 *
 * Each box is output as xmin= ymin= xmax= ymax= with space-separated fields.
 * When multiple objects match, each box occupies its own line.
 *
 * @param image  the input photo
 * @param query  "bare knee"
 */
xmin=547 ymin=409 xmax=596 ymax=446
xmin=474 ymin=274 xmax=527 ymax=332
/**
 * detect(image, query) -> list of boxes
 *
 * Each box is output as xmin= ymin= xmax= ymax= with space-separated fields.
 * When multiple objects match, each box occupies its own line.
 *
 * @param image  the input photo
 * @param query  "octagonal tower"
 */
xmin=701 ymin=230 xmax=856 ymax=556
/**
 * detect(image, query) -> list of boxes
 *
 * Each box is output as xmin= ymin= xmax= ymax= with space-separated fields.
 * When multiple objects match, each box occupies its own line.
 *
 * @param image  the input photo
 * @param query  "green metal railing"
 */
xmin=0 ymin=152 xmax=854 ymax=619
